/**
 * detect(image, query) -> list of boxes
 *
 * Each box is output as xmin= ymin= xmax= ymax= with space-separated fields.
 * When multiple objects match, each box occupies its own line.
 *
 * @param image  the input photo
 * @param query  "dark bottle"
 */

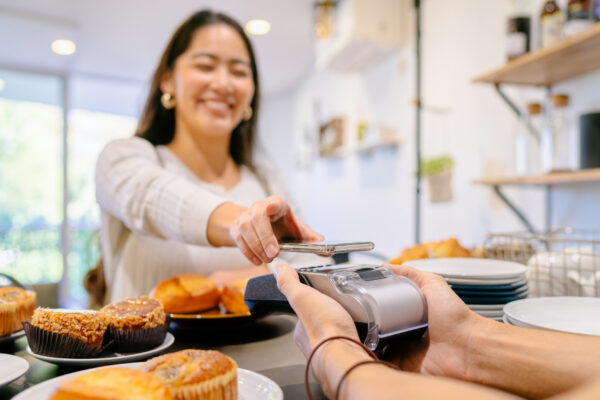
xmin=565 ymin=0 xmax=595 ymax=36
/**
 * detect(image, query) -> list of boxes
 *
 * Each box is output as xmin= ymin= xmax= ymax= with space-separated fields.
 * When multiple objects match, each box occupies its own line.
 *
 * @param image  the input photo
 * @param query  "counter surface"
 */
xmin=0 ymin=315 xmax=325 ymax=399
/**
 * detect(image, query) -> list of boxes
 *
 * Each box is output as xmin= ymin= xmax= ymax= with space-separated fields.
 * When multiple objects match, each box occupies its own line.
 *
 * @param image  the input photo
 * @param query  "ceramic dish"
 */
xmin=503 ymin=297 xmax=600 ymax=336
xmin=404 ymin=258 xmax=527 ymax=279
xmin=0 ymin=329 xmax=26 ymax=344
xmin=0 ymin=354 xmax=29 ymax=387
xmin=13 ymin=362 xmax=283 ymax=400
xmin=26 ymin=333 xmax=174 ymax=367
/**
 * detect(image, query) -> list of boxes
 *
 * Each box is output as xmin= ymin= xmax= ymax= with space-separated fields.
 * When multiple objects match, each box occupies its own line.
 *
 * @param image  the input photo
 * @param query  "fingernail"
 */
xmin=267 ymin=244 xmax=278 ymax=258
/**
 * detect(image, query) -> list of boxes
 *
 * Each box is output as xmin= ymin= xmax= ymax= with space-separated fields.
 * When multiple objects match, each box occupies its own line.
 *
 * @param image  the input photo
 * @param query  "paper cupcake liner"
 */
xmin=23 ymin=322 xmax=111 ymax=358
xmin=107 ymin=322 xmax=168 ymax=353
xmin=171 ymin=366 xmax=237 ymax=400
xmin=0 ymin=305 xmax=18 ymax=336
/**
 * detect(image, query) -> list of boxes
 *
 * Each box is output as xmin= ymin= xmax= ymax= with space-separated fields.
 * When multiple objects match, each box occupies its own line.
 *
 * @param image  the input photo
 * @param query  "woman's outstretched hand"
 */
xmin=230 ymin=196 xmax=323 ymax=265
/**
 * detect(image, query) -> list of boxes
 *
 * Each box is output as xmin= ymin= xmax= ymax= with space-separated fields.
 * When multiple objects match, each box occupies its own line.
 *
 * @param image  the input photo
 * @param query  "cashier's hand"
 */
xmin=230 ymin=196 xmax=323 ymax=265
xmin=274 ymin=263 xmax=358 ymax=353
xmin=381 ymin=264 xmax=483 ymax=381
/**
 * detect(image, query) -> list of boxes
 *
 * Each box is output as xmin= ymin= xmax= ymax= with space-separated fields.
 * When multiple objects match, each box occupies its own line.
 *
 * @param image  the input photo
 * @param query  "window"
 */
xmin=0 ymin=70 xmax=63 ymax=285
xmin=0 ymin=68 xmax=141 ymax=307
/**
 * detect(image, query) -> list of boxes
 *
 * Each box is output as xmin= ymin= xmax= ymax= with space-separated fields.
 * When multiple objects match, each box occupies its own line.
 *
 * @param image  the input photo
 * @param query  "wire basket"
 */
xmin=483 ymin=229 xmax=600 ymax=297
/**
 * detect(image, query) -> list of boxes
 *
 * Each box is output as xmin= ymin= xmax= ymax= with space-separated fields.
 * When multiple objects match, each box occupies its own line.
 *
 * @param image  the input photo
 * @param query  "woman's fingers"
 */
xmin=250 ymin=201 xmax=280 ymax=260
xmin=237 ymin=214 xmax=271 ymax=263
xmin=295 ymin=219 xmax=324 ymax=242
xmin=229 ymin=224 xmax=262 ymax=265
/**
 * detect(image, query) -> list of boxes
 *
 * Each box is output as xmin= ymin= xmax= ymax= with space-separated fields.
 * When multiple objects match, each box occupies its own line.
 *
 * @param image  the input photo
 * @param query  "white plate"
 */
xmin=26 ymin=333 xmax=174 ymax=367
xmin=468 ymin=304 xmax=505 ymax=311
xmin=0 ymin=329 xmax=25 ymax=344
xmin=0 ymin=354 xmax=29 ymax=387
xmin=503 ymin=297 xmax=600 ymax=336
xmin=405 ymin=258 xmax=527 ymax=279
xmin=446 ymin=276 xmax=528 ymax=286
xmin=474 ymin=310 xmax=504 ymax=318
xmin=503 ymin=314 xmax=531 ymax=328
xmin=13 ymin=362 xmax=283 ymax=400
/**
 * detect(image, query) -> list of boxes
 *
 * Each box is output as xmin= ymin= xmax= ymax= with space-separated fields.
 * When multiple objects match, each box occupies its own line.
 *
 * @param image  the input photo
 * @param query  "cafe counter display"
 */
xmin=0 ymin=315 xmax=326 ymax=400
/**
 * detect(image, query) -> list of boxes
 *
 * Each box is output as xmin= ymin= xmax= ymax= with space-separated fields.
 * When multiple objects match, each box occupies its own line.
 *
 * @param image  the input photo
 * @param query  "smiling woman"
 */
xmin=95 ymin=10 xmax=326 ymax=304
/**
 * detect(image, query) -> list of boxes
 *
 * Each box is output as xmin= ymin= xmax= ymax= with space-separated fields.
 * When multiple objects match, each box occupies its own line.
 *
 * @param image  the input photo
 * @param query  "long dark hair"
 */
xmin=136 ymin=10 xmax=260 ymax=169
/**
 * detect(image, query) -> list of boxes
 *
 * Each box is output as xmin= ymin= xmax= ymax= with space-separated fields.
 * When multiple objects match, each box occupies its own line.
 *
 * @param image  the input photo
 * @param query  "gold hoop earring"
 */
xmin=243 ymin=106 xmax=253 ymax=121
xmin=161 ymin=93 xmax=176 ymax=109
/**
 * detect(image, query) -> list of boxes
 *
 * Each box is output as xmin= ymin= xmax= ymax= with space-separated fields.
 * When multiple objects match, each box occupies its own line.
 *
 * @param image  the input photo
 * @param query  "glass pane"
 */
xmin=0 ymin=69 xmax=63 ymax=285
xmin=67 ymin=109 xmax=136 ymax=304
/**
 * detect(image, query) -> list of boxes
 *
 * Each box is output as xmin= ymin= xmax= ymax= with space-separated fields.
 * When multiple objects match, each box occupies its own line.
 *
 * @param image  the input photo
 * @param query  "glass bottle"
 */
xmin=565 ymin=0 xmax=594 ymax=37
xmin=515 ymin=103 xmax=542 ymax=176
xmin=507 ymin=0 xmax=531 ymax=61
xmin=540 ymin=0 xmax=564 ymax=48
xmin=541 ymin=94 xmax=576 ymax=172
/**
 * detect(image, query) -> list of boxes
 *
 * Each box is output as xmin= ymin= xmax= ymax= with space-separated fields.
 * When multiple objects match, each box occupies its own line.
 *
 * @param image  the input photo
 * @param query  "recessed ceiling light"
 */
xmin=51 ymin=39 xmax=76 ymax=55
xmin=0 ymin=78 xmax=5 ymax=92
xmin=245 ymin=19 xmax=271 ymax=36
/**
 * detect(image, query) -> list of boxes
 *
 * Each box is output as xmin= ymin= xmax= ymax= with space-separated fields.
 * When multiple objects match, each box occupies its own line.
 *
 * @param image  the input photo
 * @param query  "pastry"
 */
xmin=150 ymin=274 xmax=220 ymax=314
xmin=24 ymin=308 xmax=107 ymax=357
xmin=100 ymin=296 xmax=167 ymax=352
xmin=220 ymin=278 xmax=250 ymax=314
xmin=0 ymin=287 xmax=36 ymax=336
xmin=141 ymin=349 xmax=237 ymax=400
xmin=49 ymin=367 xmax=173 ymax=400
xmin=390 ymin=238 xmax=472 ymax=264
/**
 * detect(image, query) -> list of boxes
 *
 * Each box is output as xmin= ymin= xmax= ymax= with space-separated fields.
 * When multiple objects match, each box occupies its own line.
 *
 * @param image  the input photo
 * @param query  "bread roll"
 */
xmin=150 ymin=274 xmax=220 ymax=314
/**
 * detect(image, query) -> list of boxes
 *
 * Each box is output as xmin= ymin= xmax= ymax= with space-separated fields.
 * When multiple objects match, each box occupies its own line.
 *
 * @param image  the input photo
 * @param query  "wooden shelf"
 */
xmin=474 ymin=168 xmax=600 ymax=186
xmin=474 ymin=23 xmax=600 ymax=86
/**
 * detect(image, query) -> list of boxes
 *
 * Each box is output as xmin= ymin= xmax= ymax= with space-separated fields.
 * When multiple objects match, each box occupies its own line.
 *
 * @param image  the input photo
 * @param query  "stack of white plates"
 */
xmin=404 ymin=258 xmax=529 ymax=321
xmin=503 ymin=297 xmax=600 ymax=335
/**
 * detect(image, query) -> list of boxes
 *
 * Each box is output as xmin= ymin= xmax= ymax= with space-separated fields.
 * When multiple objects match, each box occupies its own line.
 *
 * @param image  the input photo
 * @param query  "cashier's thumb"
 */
xmin=275 ymin=264 xmax=300 ymax=297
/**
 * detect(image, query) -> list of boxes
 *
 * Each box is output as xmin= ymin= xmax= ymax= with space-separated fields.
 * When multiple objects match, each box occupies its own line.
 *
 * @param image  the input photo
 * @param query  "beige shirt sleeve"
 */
xmin=95 ymin=137 xmax=226 ymax=246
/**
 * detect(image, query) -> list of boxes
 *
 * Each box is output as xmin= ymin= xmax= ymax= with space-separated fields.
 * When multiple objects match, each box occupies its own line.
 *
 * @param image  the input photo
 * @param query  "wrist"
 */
xmin=463 ymin=314 xmax=508 ymax=383
xmin=311 ymin=340 xmax=373 ymax=398
xmin=206 ymin=202 xmax=246 ymax=247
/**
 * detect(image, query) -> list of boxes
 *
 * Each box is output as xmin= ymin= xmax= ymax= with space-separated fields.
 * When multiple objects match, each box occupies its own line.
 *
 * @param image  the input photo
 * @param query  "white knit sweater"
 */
xmin=96 ymin=137 xmax=325 ymax=302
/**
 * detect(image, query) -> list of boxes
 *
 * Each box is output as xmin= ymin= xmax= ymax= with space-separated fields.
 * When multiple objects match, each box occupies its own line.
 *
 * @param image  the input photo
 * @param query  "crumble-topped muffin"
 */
xmin=141 ymin=349 xmax=237 ymax=400
xmin=31 ymin=308 xmax=107 ymax=349
xmin=99 ymin=296 xmax=167 ymax=352
xmin=24 ymin=308 xmax=108 ymax=357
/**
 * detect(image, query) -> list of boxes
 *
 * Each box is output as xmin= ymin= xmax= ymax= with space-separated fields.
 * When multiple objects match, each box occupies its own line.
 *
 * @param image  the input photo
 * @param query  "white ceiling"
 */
xmin=0 ymin=0 xmax=316 ymax=95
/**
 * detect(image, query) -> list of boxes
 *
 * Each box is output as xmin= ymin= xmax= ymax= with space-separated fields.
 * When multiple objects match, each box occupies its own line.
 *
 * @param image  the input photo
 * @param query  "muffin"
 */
xmin=0 ymin=287 xmax=36 ymax=336
xmin=150 ymin=274 xmax=220 ymax=314
xmin=220 ymin=278 xmax=250 ymax=314
xmin=49 ymin=367 xmax=173 ymax=400
xmin=141 ymin=349 xmax=237 ymax=400
xmin=24 ymin=308 xmax=108 ymax=357
xmin=100 ymin=296 xmax=167 ymax=352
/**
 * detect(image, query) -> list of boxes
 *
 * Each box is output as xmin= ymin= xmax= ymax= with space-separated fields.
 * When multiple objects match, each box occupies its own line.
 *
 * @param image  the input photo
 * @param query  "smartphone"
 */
xmin=279 ymin=240 xmax=375 ymax=256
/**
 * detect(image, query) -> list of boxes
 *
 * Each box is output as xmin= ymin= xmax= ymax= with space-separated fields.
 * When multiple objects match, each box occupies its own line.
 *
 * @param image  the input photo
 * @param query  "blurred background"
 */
xmin=0 ymin=0 xmax=599 ymax=307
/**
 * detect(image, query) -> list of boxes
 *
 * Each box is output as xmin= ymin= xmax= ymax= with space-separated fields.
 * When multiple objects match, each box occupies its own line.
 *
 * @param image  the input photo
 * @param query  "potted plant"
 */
xmin=420 ymin=155 xmax=454 ymax=203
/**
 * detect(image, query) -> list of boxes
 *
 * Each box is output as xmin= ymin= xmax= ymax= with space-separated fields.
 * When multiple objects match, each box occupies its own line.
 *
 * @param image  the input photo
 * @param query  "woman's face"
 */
xmin=163 ymin=23 xmax=255 ymax=139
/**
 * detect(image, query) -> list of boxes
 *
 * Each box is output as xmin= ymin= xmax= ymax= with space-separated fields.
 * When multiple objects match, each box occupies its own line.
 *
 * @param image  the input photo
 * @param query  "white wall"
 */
xmin=259 ymin=0 xmax=600 ymax=259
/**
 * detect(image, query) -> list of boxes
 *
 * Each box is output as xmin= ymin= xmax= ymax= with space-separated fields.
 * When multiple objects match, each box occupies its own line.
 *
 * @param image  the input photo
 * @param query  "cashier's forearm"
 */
xmin=316 ymin=342 xmax=516 ymax=400
xmin=465 ymin=318 xmax=600 ymax=398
